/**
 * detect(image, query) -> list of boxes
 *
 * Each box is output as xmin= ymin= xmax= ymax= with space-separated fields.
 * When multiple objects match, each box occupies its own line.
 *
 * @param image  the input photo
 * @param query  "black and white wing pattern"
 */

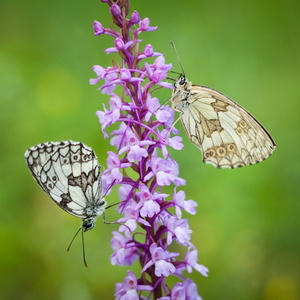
xmin=171 ymin=75 xmax=276 ymax=168
xmin=25 ymin=141 xmax=106 ymax=231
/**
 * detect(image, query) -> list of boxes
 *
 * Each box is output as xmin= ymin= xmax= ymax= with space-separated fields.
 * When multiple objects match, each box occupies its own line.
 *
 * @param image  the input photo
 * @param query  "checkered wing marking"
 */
xmin=25 ymin=141 xmax=103 ymax=219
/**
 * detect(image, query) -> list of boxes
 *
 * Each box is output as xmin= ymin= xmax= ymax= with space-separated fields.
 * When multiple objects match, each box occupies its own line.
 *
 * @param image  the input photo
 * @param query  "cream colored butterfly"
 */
xmin=170 ymin=75 xmax=276 ymax=168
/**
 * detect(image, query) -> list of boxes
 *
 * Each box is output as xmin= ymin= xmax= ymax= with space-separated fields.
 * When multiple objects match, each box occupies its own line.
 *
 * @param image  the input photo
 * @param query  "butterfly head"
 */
xmin=82 ymin=217 xmax=96 ymax=232
xmin=169 ymin=75 xmax=192 ymax=112
xmin=174 ymin=75 xmax=192 ymax=92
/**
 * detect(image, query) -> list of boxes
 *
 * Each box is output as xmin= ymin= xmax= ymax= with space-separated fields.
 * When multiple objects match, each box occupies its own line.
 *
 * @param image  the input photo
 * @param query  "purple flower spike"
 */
xmin=91 ymin=1 xmax=208 ymax=298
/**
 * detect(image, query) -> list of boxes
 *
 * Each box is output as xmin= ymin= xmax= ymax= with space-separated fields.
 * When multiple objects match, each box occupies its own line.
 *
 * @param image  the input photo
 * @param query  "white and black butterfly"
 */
xmin=25 ymin=141 xmax=106 ymax=266
xmin=170 ymin=75 xmax=276 ymax=168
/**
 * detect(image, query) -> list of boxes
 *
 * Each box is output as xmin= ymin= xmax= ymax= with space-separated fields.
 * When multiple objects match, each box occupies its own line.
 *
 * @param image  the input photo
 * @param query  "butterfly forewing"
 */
xmin=171 ymin=76 xmax=276 ymax=168
xmin=25 ymin=141 xmax=106 ymax=230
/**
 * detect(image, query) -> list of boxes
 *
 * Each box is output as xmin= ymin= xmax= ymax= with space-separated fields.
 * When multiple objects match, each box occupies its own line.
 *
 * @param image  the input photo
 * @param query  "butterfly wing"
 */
xmin=25 ymin=141 xmax=103 ymax=218
xmin=172 ymin=78 xmax=275 ymax=168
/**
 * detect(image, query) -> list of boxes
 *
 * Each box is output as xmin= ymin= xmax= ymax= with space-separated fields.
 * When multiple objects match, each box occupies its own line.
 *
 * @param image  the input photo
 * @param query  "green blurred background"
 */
xmin=1 ymin=0 xmax=299 ymax=299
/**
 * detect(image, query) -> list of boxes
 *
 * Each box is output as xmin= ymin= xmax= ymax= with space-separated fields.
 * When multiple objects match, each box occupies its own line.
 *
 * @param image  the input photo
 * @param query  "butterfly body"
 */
xmin=171 ymin=76 xmax=276 ymax=168
xmin=25 ymin=141 xmax=106 ymax=231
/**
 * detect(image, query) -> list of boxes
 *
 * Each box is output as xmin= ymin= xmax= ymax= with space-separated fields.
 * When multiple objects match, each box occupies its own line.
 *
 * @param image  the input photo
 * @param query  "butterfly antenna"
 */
xmin=81 ymin=226 xmax=88 ymax=268
xmin=67 ymin=226 xmax=88 ymax=267
xmin=167 ymin=71 xmax=181 ymax=81
xmin=170 ymin=41 xmax=185 ymax=78
xmin=67 ymin=226 xmax=81 ymax=251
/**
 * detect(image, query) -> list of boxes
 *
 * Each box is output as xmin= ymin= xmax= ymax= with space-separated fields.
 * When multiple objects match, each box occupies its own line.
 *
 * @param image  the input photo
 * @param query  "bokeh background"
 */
xmin=1 ymin=0 xmax=299 ymax=299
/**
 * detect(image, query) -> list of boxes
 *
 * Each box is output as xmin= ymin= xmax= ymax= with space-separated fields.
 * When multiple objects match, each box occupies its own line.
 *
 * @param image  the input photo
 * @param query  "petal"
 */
xmin=154 ymin=260 xmax=175 ymax=277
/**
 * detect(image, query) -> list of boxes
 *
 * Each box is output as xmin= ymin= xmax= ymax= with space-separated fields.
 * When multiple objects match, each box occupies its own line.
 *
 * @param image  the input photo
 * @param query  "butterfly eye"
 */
xmin=83 ymin=222 xmax=94 ymax=232
xmin=179 ymin=79 xmax=186 ymax=86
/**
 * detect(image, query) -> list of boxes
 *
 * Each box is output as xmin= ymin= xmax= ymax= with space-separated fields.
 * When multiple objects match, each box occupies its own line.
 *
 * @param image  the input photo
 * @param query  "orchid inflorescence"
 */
xmin=90 ymin=1 xmax=208 ymax=299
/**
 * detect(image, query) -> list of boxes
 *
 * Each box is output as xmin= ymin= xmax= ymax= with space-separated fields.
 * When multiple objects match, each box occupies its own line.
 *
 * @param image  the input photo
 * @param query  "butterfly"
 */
xmin=170 ymin=75 xmax=276 ymax=168
xmin=25 ymin=141 xmax=106 ymax=266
